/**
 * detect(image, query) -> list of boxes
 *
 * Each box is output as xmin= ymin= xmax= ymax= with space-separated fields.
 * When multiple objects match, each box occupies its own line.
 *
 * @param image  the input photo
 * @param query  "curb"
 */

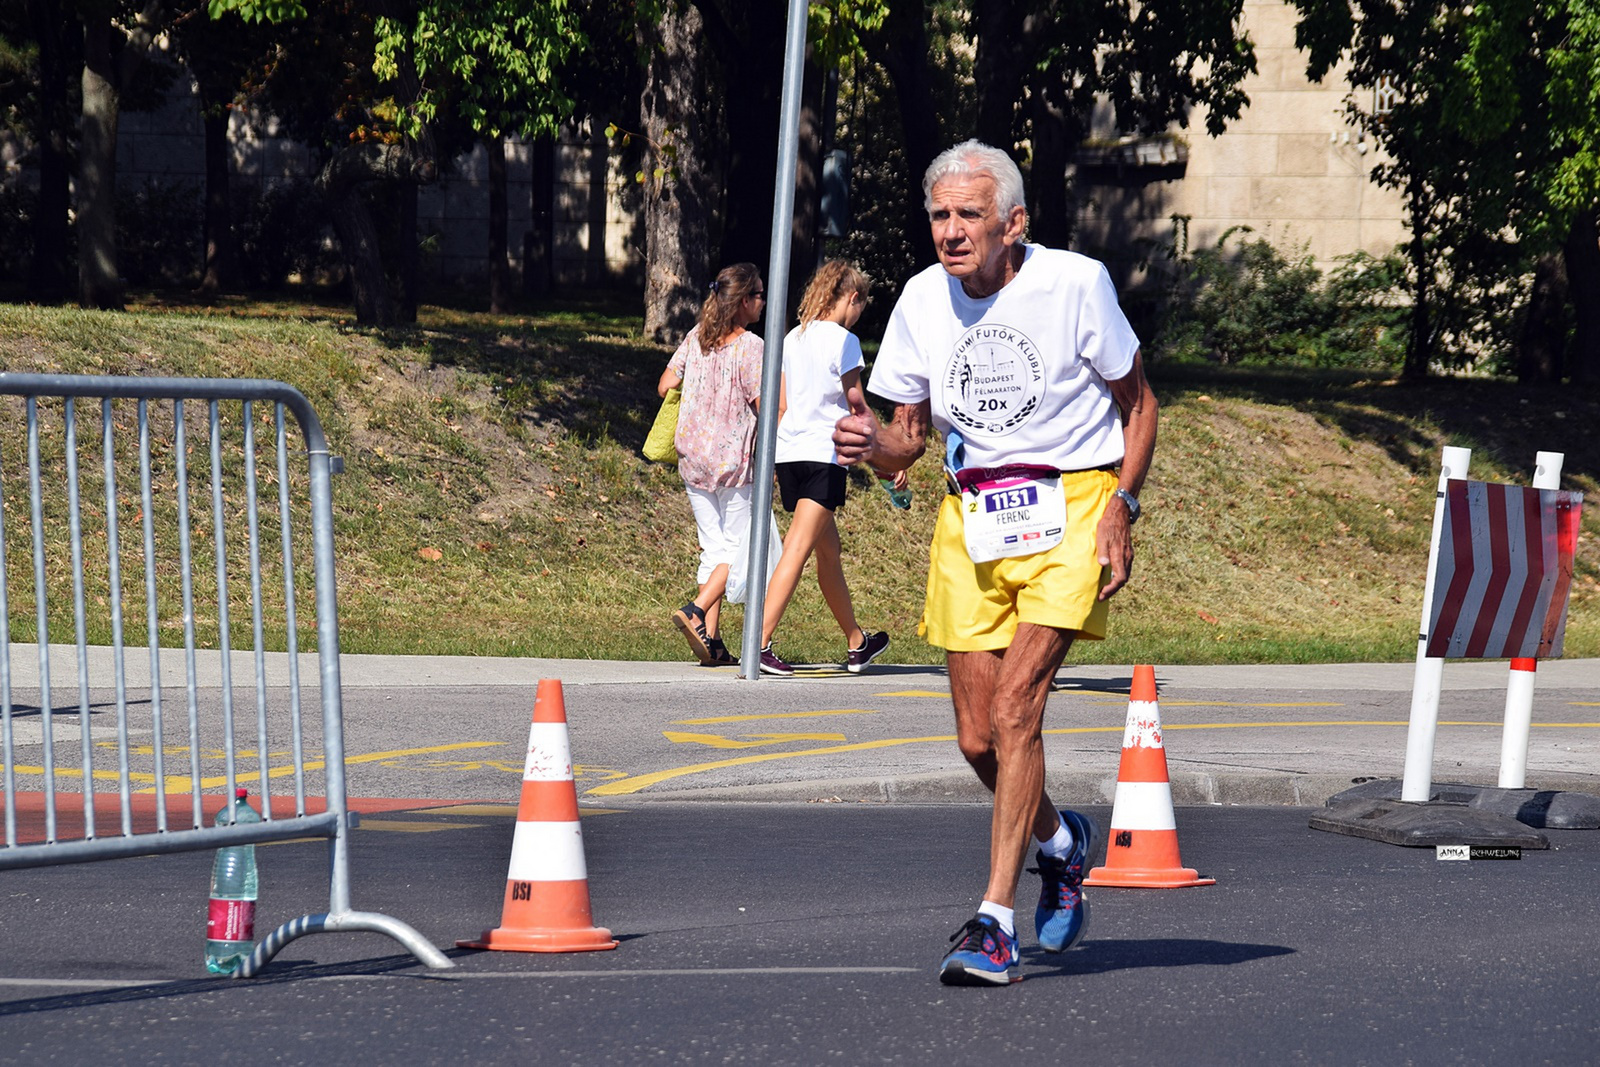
xmin=625 ymin=768 xmax=1600 ymax=808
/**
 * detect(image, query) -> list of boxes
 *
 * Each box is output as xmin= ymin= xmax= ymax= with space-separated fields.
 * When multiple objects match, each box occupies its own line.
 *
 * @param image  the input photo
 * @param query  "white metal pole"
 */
xmin=1497 ymin=451 xmax=1564 ymax=788
xmin=738 ymin=0 xmax=809 ymax=680
xmin=1401 ymin=445 xmax=1471 ymax=802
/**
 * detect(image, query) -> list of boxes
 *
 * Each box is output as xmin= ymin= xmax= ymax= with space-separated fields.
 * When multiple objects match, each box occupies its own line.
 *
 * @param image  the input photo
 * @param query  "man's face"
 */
xmin=927 ymin=174 xmax=1023 ymax=286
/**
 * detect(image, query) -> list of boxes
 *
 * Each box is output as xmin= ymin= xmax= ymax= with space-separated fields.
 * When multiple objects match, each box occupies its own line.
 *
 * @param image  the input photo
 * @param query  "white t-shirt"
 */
xmin=867 ymin=244 xmax=1139 ymax=472
xmin=775 ymin=319 xmax=864 ymax=465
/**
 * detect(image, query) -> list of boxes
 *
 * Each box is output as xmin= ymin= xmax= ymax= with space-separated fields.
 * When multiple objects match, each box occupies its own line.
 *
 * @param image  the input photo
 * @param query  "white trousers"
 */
xmin=685 ymin=483 xmax=752 ymax=585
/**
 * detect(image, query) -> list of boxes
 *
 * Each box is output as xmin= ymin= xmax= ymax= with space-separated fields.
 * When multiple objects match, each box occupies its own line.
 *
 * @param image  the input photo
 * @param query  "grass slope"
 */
xmin=0 ymin=294 xmax=1594 ymax=665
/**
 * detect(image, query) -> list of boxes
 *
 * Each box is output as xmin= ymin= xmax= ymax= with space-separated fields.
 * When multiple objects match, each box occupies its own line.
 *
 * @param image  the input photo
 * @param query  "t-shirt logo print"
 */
xmin=943 ymin=323 xmax=1044 ymax=437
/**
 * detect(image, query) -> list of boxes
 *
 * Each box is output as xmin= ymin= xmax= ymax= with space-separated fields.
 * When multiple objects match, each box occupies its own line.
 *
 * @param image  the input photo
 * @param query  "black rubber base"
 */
xmin=1325 ymin=779 xmax=1600 ymax=830
xmin=1310 ymin=797 xmax=1550 ymax=848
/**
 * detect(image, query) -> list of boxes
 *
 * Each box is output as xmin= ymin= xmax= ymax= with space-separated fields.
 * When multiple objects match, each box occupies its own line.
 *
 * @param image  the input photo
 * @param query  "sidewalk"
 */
xmin=8 ymin=645 xmax=1597 ymax=806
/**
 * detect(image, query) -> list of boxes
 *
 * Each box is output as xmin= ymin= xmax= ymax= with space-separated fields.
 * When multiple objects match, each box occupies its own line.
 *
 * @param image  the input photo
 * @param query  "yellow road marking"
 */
xmin=662 ymin=731 xmax=848 ymax=749
xmin=422 ymin=803 xmax=521 ymax=816
xmin=672 ymin=709 xmax=878 ymax=725
xmin=1089 ymin=699 xmax=1344 ymax=708
xmin=358 ymin=820 xmax=478 ymax=833
xmin=877 ymin=690 xmax=949 ymax=698
xmin=134 ymin=741 xmax=502 ymax=793
xmin=587 ymin=720 xmax=1600 ymax=796
xmin=587 ymin=735 xmax=959 ymax=796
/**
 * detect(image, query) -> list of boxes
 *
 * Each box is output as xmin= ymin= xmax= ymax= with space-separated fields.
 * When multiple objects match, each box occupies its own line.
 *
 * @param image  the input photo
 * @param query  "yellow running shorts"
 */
xmin=920 ymin=468 xmax=1116 ymax=652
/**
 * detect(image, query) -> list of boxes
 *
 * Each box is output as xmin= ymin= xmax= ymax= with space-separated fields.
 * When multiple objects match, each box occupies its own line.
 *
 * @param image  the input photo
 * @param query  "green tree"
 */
xmin=375 ymin=0 xmax=583 ymax=312
xmin=212 ymin=0 xmax=583 ymax=322
xmin=1290 ymin=0 xmax=1600 ymax=385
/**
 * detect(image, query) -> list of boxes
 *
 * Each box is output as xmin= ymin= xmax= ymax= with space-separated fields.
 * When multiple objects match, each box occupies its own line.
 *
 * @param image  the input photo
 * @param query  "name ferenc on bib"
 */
xmin=961 ymin=472 xmax=1066 ymax=563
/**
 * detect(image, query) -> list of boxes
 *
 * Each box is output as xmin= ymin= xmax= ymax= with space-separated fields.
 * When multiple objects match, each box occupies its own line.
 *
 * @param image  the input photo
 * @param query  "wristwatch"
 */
xmin=1113 ymin=488 xmax=1141 ymax=523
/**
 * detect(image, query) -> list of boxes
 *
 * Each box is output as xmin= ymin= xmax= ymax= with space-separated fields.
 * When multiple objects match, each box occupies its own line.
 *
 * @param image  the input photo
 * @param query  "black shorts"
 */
xmin=776 ymin=461 xmax=847 ymax=512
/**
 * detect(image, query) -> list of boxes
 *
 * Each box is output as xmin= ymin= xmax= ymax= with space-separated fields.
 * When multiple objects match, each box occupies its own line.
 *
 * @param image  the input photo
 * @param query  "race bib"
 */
xmin=961 ymin=473 xmax=1066 ymax=563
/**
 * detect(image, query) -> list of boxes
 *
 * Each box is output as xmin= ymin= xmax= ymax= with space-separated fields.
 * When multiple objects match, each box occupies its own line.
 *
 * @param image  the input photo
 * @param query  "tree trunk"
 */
xmin=327 ymin=191 xmax=395 ymax=325
xmin=399 ymin=181 xmax=418 ymax=323
xmin=973 ymin=0 xmax=1025 ymax=150
xmin=867 ymin=4 xmax=943 ymax=268
xmin=639 ymin=1 xmax=717 ymax=342
xmin=27 ymin=0 xmax=76 ymax=304
xmin=487 ymin=137 xmax=511 ymax=313
xmin=1028 ymin=74 xmax=1075 ymax=250
xmin=78 ymin=9 xmax=124 ymax=310
xmin=788 ymin=53 xmax=824 ymax=303
xmin=198 ymin=108 xmax=232 ymax=295
xmin=1517 ymin=250 xmax=1567 ymax=384
xmin=697 ymin=1 xmax=785 ymax=273
xmin=1402 ymin=175 xmax=1431 ymax=381
xmin=76 ymin=0 xmax=164 ymax=310
xmin=524 ymin=135 xmax=554 ymax=298
xmin=1562 ymin=208 xmax=1600 ymax=388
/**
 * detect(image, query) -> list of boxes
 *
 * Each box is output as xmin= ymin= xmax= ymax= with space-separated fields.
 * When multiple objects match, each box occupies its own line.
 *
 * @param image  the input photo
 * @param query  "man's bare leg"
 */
xmin=947 ymin=623 xmax=1074 ymax=908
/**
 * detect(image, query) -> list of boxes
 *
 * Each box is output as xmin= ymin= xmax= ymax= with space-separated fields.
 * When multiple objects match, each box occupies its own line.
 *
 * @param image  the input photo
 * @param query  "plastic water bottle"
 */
xmin=205 ymin=788 xmax=262 ymax=974
xmin=880 ymin=477 xmax=913 ymax=510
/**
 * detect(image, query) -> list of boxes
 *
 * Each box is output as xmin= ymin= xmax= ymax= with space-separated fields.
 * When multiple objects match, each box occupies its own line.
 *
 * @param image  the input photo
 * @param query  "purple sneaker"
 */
xmin=759 ymin=644 xmax=794 ymax=676
xmin=846 ymin=630 xmax=890 ymax=674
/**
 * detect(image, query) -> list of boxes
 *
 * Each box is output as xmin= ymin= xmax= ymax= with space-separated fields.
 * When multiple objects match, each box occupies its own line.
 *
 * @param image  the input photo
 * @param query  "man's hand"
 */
xmin=833 ymin=385 xmax=878 ymax=466
xmin=1094 ymin=496 xmax=1135 ymax=601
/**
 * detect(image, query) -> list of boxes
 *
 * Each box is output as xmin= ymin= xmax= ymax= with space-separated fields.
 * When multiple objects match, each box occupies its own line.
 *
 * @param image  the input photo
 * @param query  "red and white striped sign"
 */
xmin=1425 ymin=479 xmax=1583 ymax=659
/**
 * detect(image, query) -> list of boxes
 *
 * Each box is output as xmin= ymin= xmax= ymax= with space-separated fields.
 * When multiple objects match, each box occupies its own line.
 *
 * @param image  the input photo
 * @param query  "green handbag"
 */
xmin=642 ymin=386 xmax=681 ymax=463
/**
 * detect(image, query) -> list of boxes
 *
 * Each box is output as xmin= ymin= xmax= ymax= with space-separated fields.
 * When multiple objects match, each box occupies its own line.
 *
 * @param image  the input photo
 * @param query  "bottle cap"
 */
xmin=235 ymin=787 xmax=248 ymax=799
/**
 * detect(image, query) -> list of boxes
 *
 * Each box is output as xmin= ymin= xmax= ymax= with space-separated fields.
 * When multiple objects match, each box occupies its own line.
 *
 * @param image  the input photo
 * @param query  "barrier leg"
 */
xmin=235 ymin=910 xmax=455 ymax=978
xmin=1401 ymin=445 xmax=1471 ymax=802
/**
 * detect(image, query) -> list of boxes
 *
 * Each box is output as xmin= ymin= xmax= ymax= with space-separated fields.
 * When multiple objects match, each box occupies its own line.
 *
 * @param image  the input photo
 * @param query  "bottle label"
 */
xmin=207 ymin=898 xmax=256 ymax=942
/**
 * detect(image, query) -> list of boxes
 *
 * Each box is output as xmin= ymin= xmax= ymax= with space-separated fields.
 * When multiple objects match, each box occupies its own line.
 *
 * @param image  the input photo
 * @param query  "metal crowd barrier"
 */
xmin=0 ymin=373 xmax=451 ymax=976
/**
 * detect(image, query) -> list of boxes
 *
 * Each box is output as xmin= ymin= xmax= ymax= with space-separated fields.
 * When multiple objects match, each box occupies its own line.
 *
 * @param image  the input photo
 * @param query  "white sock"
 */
xmin=1037 ymin=814 xmax=1075 ymax=859
xmin=977 ymin=900 xmax=1015 ymax=936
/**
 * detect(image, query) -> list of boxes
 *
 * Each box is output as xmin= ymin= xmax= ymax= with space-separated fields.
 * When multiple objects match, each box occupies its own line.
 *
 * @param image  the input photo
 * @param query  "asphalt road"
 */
xmin=3 ymin=804 xmax=1598 ymax=1065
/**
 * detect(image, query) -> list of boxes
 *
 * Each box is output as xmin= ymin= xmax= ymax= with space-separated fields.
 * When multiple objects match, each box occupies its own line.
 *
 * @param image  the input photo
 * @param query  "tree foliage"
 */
xmin=373 ymin=0 xmax=583 ymax=140
xmin=1290 ymin=0 xmax=1600 ymax=383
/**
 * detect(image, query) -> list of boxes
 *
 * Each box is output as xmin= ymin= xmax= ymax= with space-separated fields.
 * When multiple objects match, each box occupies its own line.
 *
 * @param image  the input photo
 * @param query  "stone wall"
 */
xmin=1073 ymin=0 xmax=1406 ymax=280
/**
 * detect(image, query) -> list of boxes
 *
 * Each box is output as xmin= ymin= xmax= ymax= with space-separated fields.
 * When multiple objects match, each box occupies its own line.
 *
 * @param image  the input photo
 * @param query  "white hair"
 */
xmin=922 ymin=139 xmax=1026 ymax=217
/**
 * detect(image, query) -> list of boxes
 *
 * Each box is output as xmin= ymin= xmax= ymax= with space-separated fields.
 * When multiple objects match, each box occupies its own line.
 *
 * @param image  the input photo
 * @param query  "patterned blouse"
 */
xmin=668 ymin=324 xmax=764 ymax=490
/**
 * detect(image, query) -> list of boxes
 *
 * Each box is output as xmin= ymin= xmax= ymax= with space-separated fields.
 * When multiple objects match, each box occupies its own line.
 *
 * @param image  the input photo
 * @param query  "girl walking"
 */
xmin=659 ymin=263 xmax=766 ymax=667
xmin=758 ymin=260 xmax=892 ymax=676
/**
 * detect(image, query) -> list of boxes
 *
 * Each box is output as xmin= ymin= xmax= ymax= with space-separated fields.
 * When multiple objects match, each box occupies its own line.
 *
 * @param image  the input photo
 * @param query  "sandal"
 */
xmin=671 ymin=602 xmax=713 ymax=665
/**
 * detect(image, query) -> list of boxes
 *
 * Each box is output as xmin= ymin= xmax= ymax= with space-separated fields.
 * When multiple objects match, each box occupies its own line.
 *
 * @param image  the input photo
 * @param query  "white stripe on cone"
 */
xmin=1122 ymin=701 xmax=1163 ymax=748
xmin=507 ymin=820 xmax=589 ymax=881
xmin=523 ymin=723 xmax=574 ymax=781
xmin=1107 ymin=781 xmax=1178 ymax=831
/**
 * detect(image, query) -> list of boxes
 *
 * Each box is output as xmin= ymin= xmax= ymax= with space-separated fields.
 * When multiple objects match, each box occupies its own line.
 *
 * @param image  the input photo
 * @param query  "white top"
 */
xmin=867 ymin=244 xmax=1139 ymax=471
xmin=775 ymin=319 xmax=864 ymax=465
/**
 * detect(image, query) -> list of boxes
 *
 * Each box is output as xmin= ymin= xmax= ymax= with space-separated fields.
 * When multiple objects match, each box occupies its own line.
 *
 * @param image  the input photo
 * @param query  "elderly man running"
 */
xmin=833 ymin=140 xmax=1158 ymax=986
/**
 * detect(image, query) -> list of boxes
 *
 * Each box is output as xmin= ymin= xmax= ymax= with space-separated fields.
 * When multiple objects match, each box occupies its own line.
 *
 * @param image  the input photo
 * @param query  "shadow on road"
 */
xmin=1023 ymin=937 xmax=1294 ymax=977
xmin=0 ymin=951 xmax=444 ymax=1016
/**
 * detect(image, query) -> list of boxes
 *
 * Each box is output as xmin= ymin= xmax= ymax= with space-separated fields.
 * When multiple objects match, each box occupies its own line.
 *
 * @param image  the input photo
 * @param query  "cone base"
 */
xmin=457 ymin=926 xmax=619 ymax=953
xmin=1084 ymin=865 xmax=1215 ymax=889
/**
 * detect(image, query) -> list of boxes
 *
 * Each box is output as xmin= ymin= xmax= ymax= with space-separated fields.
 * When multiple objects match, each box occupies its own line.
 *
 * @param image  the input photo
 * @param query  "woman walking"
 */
xmin=757 ymin=260 xmax=892 ymax=676
xmin=659 ymin=263 xmax=766 ymax=667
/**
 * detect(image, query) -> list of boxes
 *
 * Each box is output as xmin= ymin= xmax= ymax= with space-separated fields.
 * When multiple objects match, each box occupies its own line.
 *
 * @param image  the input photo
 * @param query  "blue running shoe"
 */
xmin=938 ymin=914 xmax=1018 ymax=986
xmin=1031 ymin=808 xmax=1098 ymax=953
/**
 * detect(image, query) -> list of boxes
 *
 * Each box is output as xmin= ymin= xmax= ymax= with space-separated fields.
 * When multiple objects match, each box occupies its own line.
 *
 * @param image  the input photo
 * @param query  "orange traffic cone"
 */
xmin=457 ymin=679 xmax=618 ymax=952
xmin=1083 ymin=664 xmax=1215 ymax=889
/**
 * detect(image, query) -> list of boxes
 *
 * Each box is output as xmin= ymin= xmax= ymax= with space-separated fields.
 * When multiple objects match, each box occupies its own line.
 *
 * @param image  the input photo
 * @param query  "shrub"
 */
xmin=232 ymin=179 xmax=340 ymax=290
xmin=116 ymin=179 xmax=203 ymax=287
xmin=0 ymin=183 xmax=37 ymax=284
xmin=1154 ymin=225 xmax=1409 ymax=370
